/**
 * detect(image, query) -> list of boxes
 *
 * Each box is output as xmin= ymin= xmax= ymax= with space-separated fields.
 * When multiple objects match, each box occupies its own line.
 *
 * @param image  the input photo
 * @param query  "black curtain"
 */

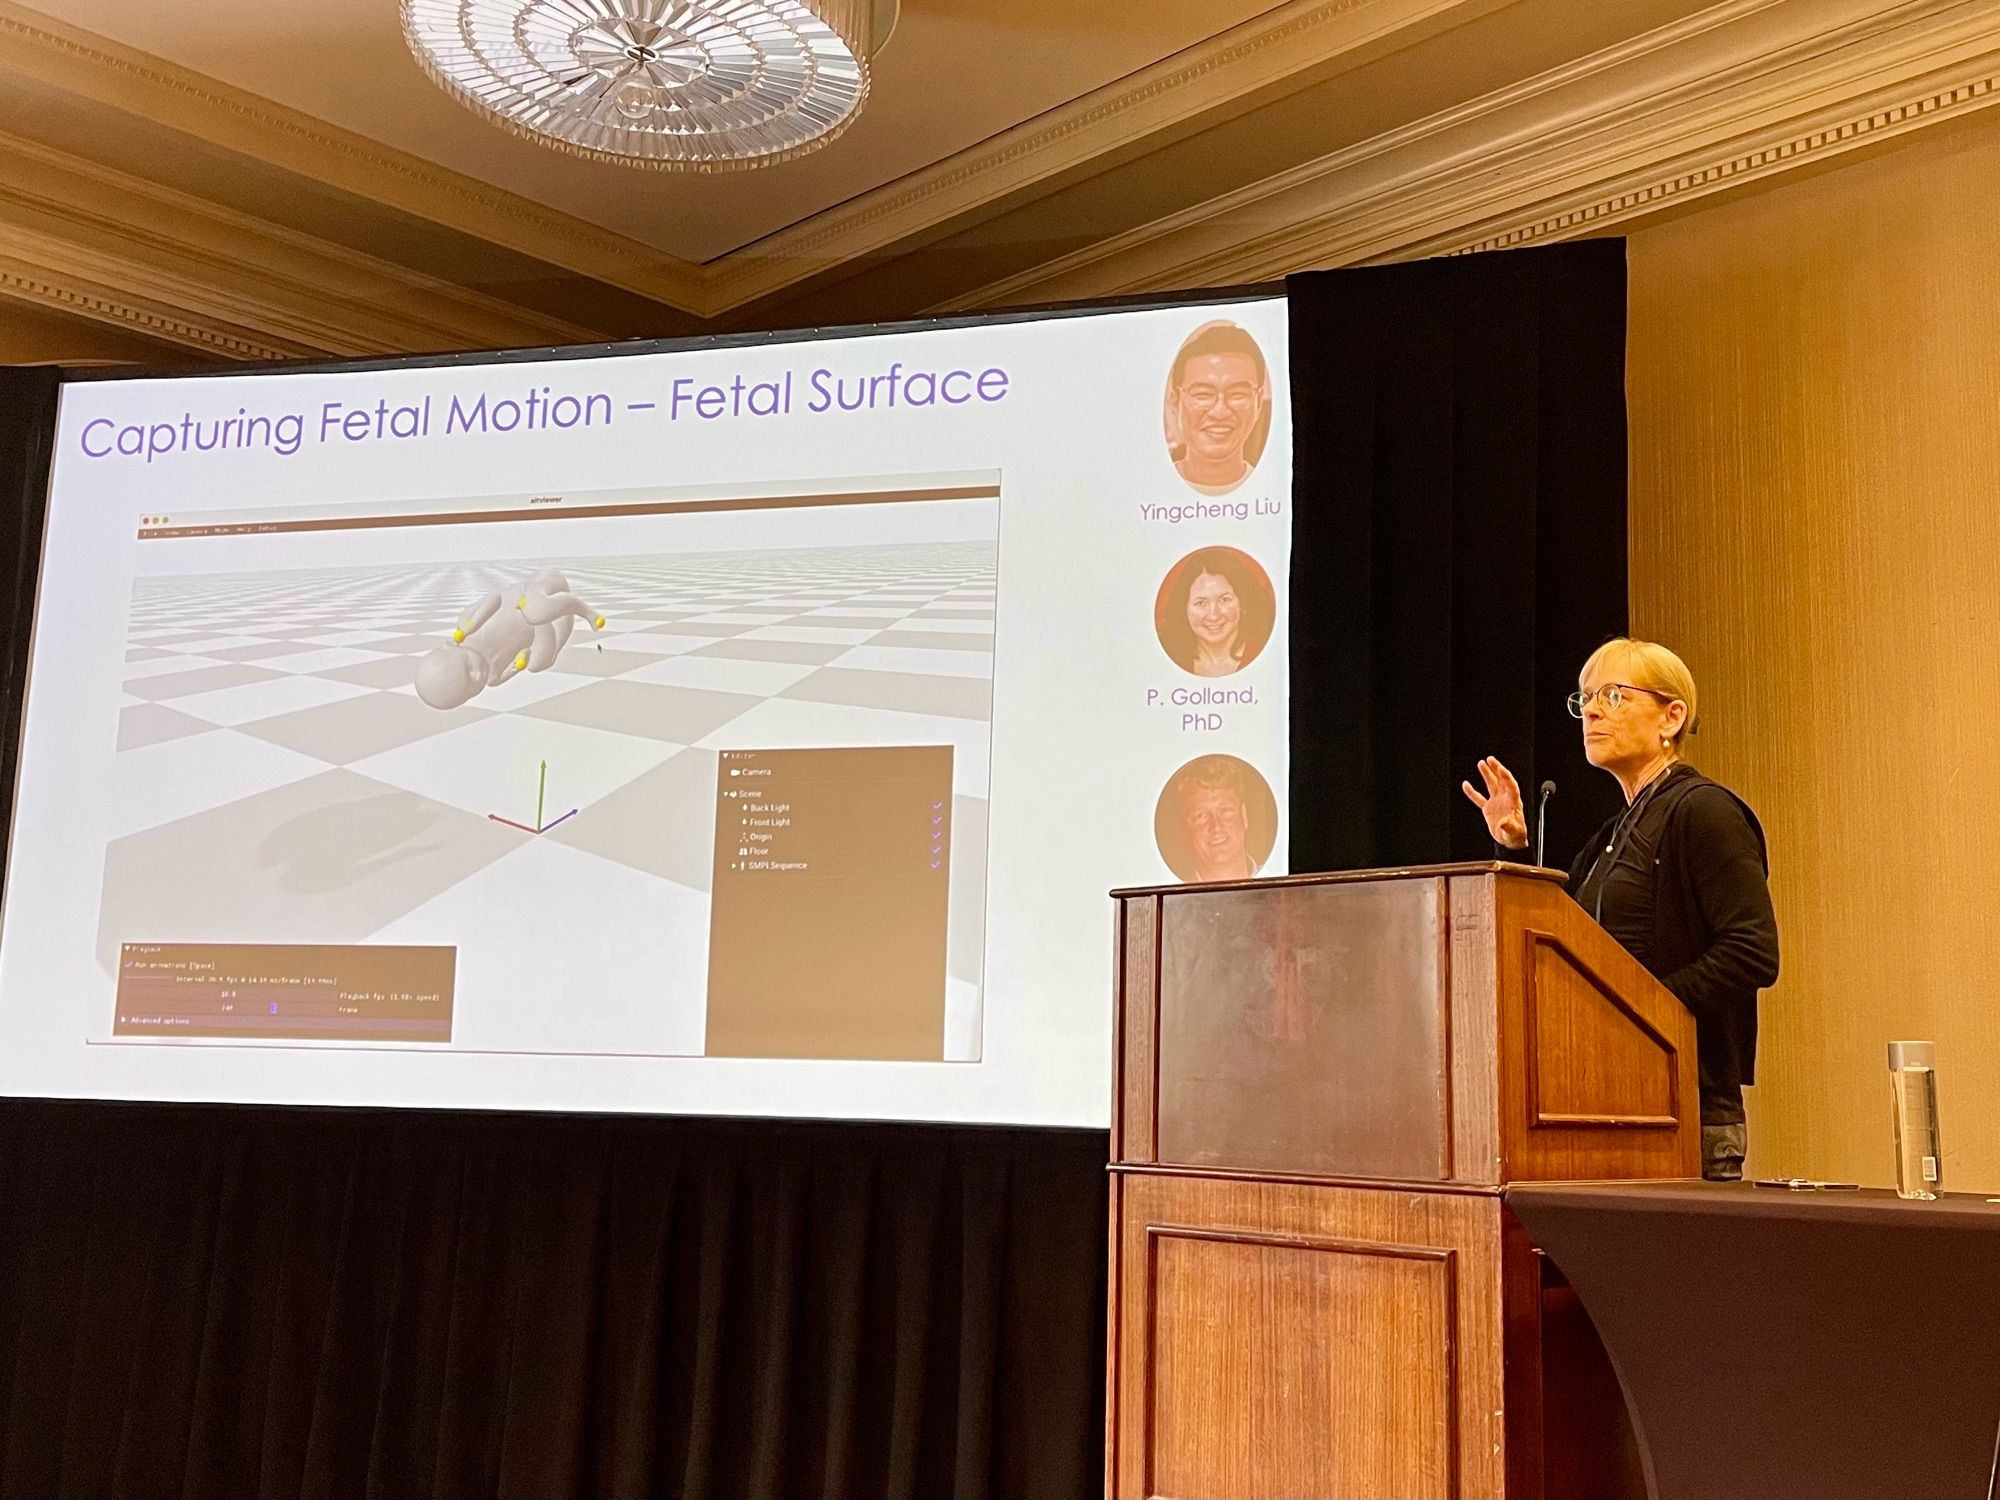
xmin=1287 ymin=239 xmax=1630 ymax=871
xmin=0 ymin=1103 xmax=1106 ymax=1500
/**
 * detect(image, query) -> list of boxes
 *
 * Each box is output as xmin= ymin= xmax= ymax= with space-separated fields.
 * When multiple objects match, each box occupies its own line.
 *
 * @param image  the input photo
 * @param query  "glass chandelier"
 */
xmin=402 ymin=0 xmax=899 ymax=172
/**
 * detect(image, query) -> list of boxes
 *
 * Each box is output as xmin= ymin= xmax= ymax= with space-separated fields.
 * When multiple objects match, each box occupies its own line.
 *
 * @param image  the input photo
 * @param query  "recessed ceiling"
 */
xmin=18 ymin=0 xmax=1296 ymax=262
xmin=2 ymin=0 xmax=1986 ymax=359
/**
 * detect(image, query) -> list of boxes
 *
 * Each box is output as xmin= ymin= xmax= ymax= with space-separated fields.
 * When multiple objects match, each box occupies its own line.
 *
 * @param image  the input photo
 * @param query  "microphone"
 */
xmin=1535 ymin=781 xmax=1557 ymax=869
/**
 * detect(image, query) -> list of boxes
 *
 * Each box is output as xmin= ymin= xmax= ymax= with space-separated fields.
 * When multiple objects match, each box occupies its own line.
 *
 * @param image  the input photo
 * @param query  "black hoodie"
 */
xmin=1562 ymin=764 xmax=1779 ymax=1118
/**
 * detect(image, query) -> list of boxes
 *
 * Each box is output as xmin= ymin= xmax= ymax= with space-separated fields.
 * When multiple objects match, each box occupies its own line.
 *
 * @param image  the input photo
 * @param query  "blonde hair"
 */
xmin=1580 ymin=637 xmax=1699 ymax=748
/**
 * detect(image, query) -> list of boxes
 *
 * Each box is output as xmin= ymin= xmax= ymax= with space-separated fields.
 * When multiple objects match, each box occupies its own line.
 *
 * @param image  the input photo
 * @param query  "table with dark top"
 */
xmin=1505 ymin=1180 xmax=2000 ymax=1500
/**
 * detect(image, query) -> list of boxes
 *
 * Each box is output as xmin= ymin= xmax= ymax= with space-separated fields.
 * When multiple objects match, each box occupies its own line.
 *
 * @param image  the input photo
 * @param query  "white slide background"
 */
xmin=0 ymin=297 xmax=1292 ymax=1126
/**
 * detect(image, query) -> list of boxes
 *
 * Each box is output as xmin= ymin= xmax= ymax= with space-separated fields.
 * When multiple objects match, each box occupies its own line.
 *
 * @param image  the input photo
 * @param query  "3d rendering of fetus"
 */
xmin=415 ymin=567 xmax=605 ymax=710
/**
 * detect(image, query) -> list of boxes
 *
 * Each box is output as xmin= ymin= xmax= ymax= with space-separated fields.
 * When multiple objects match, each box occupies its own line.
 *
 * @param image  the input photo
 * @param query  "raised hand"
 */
xmin=1461 ymin=756 xmax=1529 ymax=850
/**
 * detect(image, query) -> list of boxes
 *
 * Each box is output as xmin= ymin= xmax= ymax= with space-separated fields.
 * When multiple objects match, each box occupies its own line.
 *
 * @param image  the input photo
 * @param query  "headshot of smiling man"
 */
xmin=1155 ymin=547 xmax=1275 ymax=677
xmin=1155 ymin=754 xmax=1279 ymax=884
xmin=1163 ymin=321 xmax=1273 ymax=496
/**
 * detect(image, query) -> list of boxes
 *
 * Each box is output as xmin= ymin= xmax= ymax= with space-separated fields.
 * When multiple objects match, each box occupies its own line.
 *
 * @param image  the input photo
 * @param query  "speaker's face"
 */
xmin=1577 ymin=670 xmax=1682 ymax=773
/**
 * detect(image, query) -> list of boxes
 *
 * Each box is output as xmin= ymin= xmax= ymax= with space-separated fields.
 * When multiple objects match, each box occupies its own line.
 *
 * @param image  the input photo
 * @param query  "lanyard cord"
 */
xmin=1586 ymin=763 xmax=1678 ymax=924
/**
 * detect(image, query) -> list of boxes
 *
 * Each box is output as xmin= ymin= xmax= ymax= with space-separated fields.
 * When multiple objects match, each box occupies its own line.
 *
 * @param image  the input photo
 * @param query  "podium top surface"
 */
xmin=1109 ymin=859 xmax=1568 ymax=900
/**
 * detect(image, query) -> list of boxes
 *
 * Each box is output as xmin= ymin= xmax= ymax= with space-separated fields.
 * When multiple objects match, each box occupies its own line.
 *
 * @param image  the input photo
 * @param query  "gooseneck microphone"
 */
xmin=1535 ymin=780 xmax=1557 ymax=870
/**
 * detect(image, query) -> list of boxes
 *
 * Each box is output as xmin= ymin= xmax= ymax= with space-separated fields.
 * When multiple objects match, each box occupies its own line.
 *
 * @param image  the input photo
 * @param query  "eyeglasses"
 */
xmin=1182 ymin=382 xmax=1262 ymax=412
xmin=1567 ymin=683 xmax=1674 ymax=717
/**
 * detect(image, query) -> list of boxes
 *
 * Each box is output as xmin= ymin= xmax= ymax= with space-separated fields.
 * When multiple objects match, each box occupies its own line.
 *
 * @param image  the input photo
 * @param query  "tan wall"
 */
xmin=1628 ymin=113 xmax=2000 ymax=1191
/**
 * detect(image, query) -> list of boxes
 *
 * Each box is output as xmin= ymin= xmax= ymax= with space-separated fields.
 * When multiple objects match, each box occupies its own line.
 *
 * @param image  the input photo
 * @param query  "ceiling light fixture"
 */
xmin=401 ymin=0 xmax=899 ymax=172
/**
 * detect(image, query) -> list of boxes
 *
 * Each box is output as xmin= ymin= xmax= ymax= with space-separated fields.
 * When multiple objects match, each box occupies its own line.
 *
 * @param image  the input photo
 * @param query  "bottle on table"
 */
xmin=1887 ymin=1040 xmax=1942 ymax=1201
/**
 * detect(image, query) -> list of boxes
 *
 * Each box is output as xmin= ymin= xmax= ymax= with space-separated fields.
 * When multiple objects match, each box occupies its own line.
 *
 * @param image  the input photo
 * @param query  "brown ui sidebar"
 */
xmin=705 ymin=746 xmax=953 ymax=1060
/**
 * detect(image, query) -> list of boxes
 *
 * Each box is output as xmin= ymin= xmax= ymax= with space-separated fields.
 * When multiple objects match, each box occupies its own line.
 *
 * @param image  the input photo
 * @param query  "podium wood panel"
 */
xmin=1478 ymin=873 xmax=1701 ymax=1182
xmin=1114 ymin=867 xmax=1700 ymax=1188
xmin=1116 ymin=894 xmax=1159 ymax=1163
xmin=1106 ymin=865 xmax=1698 ymax=1498
xmin=1155 ymin=880 xmax=1449 ymax=1181
xmin=1524 ymin=933 xmax=1676 ymax=1125
xmin=1149 ymin=1231 xmax=1453 ymax=1497
xmin=1111 ymin=1172 xmax=1503 ymax=1500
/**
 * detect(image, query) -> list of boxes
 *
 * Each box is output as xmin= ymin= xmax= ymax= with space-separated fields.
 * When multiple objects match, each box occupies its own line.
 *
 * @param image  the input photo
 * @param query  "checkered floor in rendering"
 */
xmin=97 ymin=541 xmax=994 ymax=1056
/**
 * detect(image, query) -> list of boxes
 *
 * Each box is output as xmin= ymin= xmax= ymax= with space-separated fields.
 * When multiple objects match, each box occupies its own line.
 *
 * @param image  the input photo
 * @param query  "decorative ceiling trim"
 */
xmin=0 ymin=126 xmax=604 ymax=357
xmin=1444 ymin=71 xmax=1997 ymax=259
xmin=0 ymin=0 xmax=1507 ymax=318
xmin=0 ymin=214 xmax=408 ymax=359
xmin=931 ymin=0 xmax=2000 ymax=310
xmin=2 ymin=0 xmax=1994 ymax=358
xmin=0 ymin=258 xmax=299 ymax=360
xmin=0 ymin=0 xmax=706 ymax=308
xmin=1232 ymin=0 xmax=2000 ymax=280
xmin=697 ymin=0 xmax=1495 ymax=312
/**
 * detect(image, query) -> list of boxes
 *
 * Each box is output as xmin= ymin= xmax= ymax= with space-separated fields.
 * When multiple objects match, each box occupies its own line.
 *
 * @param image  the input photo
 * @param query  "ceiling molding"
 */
xmin=696 ymin=0 xmax=1495 ymax=313
xmin=0 ymin=126 xmax=608 ymax=357
xmin=0 ymin=256 xmax=300 ymax=359
xmin=3 ymin=0 xmax=1994 ymax=358
xmin=0 ymin=0 xmax=707 ymax=308
xmin=1444 ymin=71 xmax=1997 ymax=257
xmin=0 ymin=0 xmax=1514 ymax=319
xmin=932 ymin=0 xmax=2000 ymax=309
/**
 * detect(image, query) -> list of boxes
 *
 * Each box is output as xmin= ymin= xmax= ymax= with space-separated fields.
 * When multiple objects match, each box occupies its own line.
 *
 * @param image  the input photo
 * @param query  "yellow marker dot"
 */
xmin=516 ymin=597 xmax=527 ymax=609
xmin=594 ymin=615 xmax=606 ymax=629
xmin=514 ymin=651 xmax=528 ymax=670
xmin=451 ymin=628 xmax=465 ymax=643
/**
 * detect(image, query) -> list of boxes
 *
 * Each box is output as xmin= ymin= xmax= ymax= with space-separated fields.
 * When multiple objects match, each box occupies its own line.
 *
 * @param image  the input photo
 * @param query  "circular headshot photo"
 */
xmin=1155 ymin=754 xmax=1280 ymax=884
xmin=1163 ymin=320 xmax=1273 ymax=496
xmin=1155 ymin=546 xmax=1276 ymax=677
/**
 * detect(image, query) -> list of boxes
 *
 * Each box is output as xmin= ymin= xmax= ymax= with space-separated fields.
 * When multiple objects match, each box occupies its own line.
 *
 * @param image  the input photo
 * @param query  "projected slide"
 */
xmin=102 ymin=490 xmax=993 ymax=1062
xmin=1 ymin=297 xmax=1290 ymax=1125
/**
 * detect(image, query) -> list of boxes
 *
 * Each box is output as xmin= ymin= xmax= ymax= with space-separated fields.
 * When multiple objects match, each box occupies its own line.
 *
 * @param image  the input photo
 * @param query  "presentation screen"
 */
xmin=0 ymin=295 xmax=1291 ymax=1126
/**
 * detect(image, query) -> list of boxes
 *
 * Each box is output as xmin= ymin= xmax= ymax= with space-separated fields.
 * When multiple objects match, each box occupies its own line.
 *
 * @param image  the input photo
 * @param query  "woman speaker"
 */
xmin=1463 ymin=638 xmax=1780 ymax=1181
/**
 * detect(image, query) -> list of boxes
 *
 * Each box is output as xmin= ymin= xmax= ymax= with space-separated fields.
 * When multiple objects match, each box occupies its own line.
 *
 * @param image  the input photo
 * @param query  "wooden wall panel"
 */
xmin=1628 ymin=109 xmax=2000 ymax=1190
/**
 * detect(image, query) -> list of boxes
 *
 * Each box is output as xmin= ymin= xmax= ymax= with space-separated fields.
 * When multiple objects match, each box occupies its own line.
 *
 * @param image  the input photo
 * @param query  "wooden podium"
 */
xmin=1105 ymin=863 xmax=1700 ymax=1499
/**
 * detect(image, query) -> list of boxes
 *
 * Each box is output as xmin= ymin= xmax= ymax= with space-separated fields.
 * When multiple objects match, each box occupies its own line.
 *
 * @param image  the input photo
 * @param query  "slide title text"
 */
xmin=73 ymin=360 xmax=1014 ymax=466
